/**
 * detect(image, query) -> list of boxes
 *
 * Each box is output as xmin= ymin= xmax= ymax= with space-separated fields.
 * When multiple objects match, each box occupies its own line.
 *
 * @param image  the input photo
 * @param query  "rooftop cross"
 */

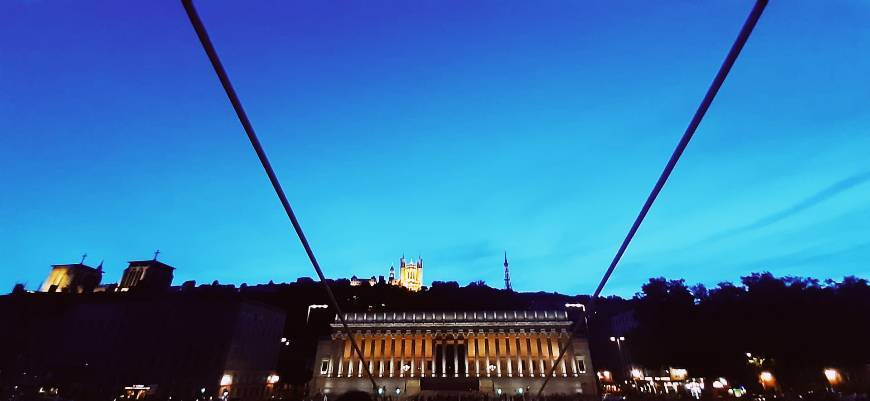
xmin=80 ymin=253 xmax=87 ymax=264
xmin=153 ymin=249 xmax=160 ymax=261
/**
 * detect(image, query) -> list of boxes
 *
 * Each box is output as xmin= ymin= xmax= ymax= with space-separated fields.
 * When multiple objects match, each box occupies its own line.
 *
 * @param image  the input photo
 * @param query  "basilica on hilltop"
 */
xmin=350 ymin=255 xmax=423 ymax=292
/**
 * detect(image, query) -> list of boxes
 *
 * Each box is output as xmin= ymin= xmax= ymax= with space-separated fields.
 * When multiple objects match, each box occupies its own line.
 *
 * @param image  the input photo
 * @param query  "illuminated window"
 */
xmin=320 ymin=359 xmax=329 ymax=375
xmin=575 ymin=357 xmax=586 ymax=373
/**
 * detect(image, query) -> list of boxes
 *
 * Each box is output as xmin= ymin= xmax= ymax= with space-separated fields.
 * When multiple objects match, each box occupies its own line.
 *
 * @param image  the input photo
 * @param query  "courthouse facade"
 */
xmin=311 ymin=310 xmax=597 ymax=397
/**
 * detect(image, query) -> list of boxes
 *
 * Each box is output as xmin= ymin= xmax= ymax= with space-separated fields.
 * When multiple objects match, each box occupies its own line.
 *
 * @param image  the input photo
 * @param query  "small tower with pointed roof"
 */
xmin=504 ymin=251 xmax=512 ymax=291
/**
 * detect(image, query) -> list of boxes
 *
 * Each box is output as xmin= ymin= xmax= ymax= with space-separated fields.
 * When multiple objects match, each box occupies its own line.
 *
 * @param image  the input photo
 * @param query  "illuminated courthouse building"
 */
xmin=311 ymin=310 xmax=596 ymax=397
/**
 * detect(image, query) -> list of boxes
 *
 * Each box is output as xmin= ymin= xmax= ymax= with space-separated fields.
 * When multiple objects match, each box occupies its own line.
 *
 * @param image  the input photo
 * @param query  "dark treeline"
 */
xmin=626 ymin=273 xmax=870 ymax=392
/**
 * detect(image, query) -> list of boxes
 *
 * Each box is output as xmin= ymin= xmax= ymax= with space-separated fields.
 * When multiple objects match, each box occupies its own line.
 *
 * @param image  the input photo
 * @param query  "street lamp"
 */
xmin=307 ymin=304 xmax=328 ymax=325
xmin=824 ymin=368 xmax=842 ymax=389
xmin=609 ymin=336 xmax=628 ymax=381
xmin=759 ymin=371 xmax=776 ymax=391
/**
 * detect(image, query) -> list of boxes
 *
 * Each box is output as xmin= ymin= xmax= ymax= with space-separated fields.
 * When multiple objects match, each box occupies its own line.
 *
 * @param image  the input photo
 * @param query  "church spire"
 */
xmin=503 ymin=251 xmax=512 ymax=291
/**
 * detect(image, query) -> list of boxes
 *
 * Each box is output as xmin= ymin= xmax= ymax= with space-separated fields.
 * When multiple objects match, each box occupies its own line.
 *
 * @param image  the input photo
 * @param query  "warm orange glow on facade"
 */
xmin=312 ymin=311 xmax=596 ymax=397
xmin=39 ymin=264 xmax=101 ymax=293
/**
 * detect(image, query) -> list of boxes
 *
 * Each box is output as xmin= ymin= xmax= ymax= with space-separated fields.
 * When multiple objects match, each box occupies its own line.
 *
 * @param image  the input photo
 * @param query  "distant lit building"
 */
xmin=390 ymin=256 xmax=423 ymax=292
xmin=350 ymin=276 xmax=377 ymax=287
xmin=39 ymin=262 xmax=103 ymax=293
xmin=118 ymin=259 xmax=174 ymax=292
xmin=348 ymin=255 xmax=424 ymax=292
xmin=0 ymin=293 xmax=285 ymax=401
xmin=310 ymin=310 xmax=596 ymax=397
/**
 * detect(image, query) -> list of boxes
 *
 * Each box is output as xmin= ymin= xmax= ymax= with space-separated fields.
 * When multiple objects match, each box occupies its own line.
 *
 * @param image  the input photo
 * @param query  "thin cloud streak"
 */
xmin=698 ymin=171 xmax=870 ymax=245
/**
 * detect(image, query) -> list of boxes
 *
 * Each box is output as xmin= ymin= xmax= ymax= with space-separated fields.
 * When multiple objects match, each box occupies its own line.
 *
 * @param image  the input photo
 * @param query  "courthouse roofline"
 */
xmin=331 ymin=310 xmax=573 ymax=330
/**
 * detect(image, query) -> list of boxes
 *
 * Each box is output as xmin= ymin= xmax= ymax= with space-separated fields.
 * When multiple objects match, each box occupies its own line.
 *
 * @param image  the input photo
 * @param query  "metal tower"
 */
xmin=504 ymin=251 xmax=512 ymax=291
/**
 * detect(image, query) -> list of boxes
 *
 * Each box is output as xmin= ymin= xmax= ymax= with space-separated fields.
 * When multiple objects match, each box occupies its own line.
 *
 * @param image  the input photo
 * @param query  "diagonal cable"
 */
xmin=537 ymin=0 xmax=769 ymax=396
xmin=179 ymin=0 xmax=380 ymax=392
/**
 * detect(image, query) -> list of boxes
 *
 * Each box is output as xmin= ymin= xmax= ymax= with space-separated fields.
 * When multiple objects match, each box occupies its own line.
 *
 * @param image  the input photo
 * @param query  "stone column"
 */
xmin=505 ymin=332 xmax=513 ymax=377
xmin=331 ymin=337 xmax=343 ymax=377
xmin=537 ymin=334 xmax=546 ymax=377
xmin=556 ymin=333 xmax=573 ymax=377
xmin=378 ymin=332 xmax=385 ymax=378
xmin=337 ymin=336 xmax=346 ymax=377
xmin=422 ymin=331 xmax=428 ymax=378
xmin=347 ymin=336 xmax=354 ymax=377
xmin=453 ymin=338 xmax=459 ymax=377
xmin=387 ymin=333 xmax=396 ymax=377
xmin=495 ymin=332 xmax=502 ymax=377
xmin=409 ymin=333 xmax=415 ymax=378
xmin=474 ymin=333 xmax=486 ymax=377
xmin=430 ymin=331 xmax=437 ymax=378
xmin=399 ymin=332 xmax=406 ymax=378
xmin=367 ymin=332 xmax=380 ymax=377
xmin=514 ymin=332 xmax=523 ymax=378
xmin=358 ymin=333 xmax=366 ymax=378
xmin=441 ymin=336 xmax=447 ymax=377
xmin=463 ymin=337 xmax=470 ymax=377
xmin=484 ymin=331 xmax=492 ymax=377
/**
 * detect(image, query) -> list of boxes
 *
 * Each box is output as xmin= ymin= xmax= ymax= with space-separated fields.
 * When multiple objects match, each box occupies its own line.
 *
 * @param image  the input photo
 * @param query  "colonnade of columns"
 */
xmin=323 ymin=329 xmax=587 ymax=379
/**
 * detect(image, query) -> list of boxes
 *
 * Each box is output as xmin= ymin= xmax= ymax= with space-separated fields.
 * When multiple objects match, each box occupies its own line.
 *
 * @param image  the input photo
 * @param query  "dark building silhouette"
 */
xmin=119 ymin=259 xmax=174 ymax=292
xmin=0 ymin=293 xmax=285 ymax=401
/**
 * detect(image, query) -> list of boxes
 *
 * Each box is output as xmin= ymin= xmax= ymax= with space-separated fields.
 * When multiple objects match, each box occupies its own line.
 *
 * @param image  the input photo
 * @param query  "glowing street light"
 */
xmin=759 ymin=371 xmax=776 ymax=390
xmin=824 ymin=368 xmax=842 ymax=387
xmin=630 ymin=368 xmax=643 ymax=380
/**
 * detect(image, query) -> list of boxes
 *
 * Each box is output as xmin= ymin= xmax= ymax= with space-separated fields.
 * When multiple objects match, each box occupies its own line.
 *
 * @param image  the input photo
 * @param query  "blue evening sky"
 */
xmin=2 ymin=1 xmax=868 ymax=296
